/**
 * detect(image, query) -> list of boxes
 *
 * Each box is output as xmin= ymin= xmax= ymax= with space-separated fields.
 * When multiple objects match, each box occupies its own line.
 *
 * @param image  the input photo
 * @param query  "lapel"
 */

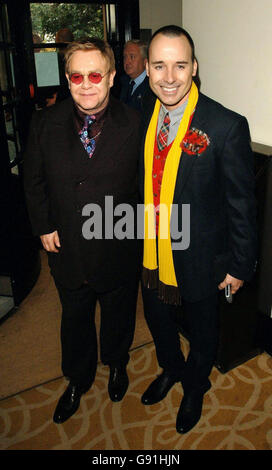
xmin=48 ymin=96 xmax=131 ymax=182
xmin=91 ymin=95 xmax=131 ymax=165
xmin=173 ymin=92 xmax=207 ymax=203
xmin=44 ymin=98 xmax=87 ymax=184
xmin=133 ymin=76 xmax=148 ymax=98
xmin=49 ymin=96 xmax=87 ymax=165
xmin=141 ymin=90 xmax=207 ymax=202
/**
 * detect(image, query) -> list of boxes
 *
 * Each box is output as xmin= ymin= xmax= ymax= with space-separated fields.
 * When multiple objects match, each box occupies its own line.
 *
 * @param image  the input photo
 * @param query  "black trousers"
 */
xmin=142 ymin=284 xmax=219 ymax=394
xmin=55 ymin=278 xmax=139 ymax=389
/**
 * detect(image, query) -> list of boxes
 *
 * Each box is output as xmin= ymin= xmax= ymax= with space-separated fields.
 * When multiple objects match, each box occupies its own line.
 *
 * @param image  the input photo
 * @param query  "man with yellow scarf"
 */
xmin=139 ymin=25 xmax=257 ymax=434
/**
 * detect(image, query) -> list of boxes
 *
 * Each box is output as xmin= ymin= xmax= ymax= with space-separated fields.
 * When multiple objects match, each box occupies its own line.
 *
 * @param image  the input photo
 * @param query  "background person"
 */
xmin=119 ymin=39 xmax=150 ymax=111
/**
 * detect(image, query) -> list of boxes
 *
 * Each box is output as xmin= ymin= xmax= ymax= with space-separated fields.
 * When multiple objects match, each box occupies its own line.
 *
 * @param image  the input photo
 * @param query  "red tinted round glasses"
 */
xmin=69 ymin=71 xmax=109 ymax=85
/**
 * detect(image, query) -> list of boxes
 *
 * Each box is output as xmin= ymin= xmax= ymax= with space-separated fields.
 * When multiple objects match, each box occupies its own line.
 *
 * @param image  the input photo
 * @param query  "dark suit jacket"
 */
xmin=139 ymin=91 xmax=257 ymax=302
xmin=24 ymin=96 xmax=141 ymax=291
xmin=119 ymin=75 xmax=150 ymax=112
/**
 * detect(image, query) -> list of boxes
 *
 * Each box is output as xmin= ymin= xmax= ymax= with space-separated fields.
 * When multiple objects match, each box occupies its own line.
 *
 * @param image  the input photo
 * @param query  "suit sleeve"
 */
xmin=222 ymin=116 xmax=257 ymax=281
xmin=23 ymin=113 xmax=56 ymax=237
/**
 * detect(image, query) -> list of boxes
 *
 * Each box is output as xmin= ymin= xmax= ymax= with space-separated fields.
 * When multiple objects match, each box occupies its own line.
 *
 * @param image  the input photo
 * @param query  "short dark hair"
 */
xmin=147 ymin=25 xmax=196 ymax=63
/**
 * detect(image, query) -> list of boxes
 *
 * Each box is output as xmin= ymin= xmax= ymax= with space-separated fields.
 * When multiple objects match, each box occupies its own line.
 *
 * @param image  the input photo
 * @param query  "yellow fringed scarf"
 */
xmin=143 ymin=81 xmax=199 ymax=290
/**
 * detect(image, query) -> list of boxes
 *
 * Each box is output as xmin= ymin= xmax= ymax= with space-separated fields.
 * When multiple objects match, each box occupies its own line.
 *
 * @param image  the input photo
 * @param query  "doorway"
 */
xmin=29 ymin=2 xmax=106 ymax=108
xmin=0 ymin=0 xmax=139 ymax=320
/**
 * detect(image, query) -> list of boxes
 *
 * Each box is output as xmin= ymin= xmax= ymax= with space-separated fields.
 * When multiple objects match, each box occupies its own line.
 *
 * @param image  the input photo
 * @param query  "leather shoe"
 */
xmin=108 ymin=366 xmax=129 ymax=402
xmin=176 ymin=390 xmax=205 ymax=433
xmin=141 ymin=371 xmax=178 ymax=405
xmin=53 ymin=382 xmax=89 ymax=424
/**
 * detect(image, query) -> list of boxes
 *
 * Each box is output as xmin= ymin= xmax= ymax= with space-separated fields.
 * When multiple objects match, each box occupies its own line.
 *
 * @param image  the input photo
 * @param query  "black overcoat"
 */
xmin=139 ymin=91 xmax=257 ymax=302
xmin=24 ymin=95 xmax=141 ymax=291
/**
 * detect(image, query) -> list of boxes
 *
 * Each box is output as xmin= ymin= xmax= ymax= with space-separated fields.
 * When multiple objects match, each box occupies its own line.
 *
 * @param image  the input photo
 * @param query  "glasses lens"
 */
xmin=88 ymin=72 xmax=103 ymax=83
xmin=70 ymin=73 xmax=83 ymax=84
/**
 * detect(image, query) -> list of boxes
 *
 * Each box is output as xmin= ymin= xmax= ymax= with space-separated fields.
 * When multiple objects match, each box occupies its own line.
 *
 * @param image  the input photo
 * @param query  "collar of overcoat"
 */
xmin=48 ymin=94 xmax=134 ymax=172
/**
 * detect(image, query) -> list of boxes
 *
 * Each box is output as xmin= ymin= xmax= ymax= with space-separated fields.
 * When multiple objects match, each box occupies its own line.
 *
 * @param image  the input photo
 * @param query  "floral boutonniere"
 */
xmin=181 ymin=127 xmax=210 ymax=156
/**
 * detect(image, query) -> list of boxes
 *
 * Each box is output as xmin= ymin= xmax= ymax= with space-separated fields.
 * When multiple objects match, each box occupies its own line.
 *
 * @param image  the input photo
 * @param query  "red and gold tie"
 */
xmin=157 ymin=112 xmax=170 ymax=151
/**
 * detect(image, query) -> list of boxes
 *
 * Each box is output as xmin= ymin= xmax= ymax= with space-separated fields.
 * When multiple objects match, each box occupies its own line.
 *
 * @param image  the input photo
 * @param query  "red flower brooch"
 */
xmin=181 ymin=127 xmax=210 ymax=156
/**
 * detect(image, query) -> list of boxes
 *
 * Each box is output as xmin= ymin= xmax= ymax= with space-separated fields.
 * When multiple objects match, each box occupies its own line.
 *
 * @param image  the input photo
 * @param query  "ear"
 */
xmin=65 ymin=73 xmax=70 ymax=87
xmin=192 ymin=59 xmax=198 ymax=77
xmin=145 ymin=60 xmax=149 ymax=77
xmin=109 ymin=70 xmax=116 ymax=88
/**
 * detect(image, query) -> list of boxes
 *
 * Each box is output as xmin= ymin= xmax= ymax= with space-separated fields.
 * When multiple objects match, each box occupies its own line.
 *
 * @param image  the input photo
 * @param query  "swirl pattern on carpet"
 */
xmin=1 ymin=342 xmax=272 ymax=450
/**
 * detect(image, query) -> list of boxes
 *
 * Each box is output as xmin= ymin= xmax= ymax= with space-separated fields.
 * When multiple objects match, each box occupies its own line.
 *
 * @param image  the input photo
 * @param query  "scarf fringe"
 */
xmin=142 ymin=267 xmax=181 ymax=306
xmin=142 ymin=266 xmax=158 ymax=289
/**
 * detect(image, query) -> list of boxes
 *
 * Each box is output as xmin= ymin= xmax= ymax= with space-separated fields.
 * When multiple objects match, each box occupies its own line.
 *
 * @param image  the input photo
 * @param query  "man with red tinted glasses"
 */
xmin=24 ymin=38 xmax=141 ymax=424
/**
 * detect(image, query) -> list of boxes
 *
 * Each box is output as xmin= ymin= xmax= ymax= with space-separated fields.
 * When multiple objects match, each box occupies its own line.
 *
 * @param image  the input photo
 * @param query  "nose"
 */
xmin=164 ymin=67 xmax=175 ymax=83
xmin=124 ymin=55 xmax=131 ymax=66
xmin=81 ymin=75 xmax=92 ymax=88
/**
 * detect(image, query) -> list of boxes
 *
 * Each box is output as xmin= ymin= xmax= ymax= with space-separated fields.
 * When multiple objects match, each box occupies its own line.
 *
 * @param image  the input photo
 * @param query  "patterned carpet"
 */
xmin=1 ymin=252 xmax=272 ymax=451
xmin=1 ymin=340 xmax=272 ymax=450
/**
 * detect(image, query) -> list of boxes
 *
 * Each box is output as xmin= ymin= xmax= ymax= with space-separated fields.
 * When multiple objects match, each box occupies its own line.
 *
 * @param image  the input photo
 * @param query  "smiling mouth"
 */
xmin=161 ymin=86 xmax=178 ymax=93
xmin=80 ymin=93 xmax=96 ymax=97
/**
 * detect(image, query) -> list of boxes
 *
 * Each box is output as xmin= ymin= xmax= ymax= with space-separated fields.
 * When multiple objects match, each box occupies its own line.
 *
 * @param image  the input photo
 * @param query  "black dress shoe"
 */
xmin=176 ymin=390 xmax=205 ymax=434
xmin=141 ymin=371 xmax=178 ymax=405
xmin=53 ymin=383 xmax=89 ymax=424
xmin=108 ymin=366 xmax=129 ymax=402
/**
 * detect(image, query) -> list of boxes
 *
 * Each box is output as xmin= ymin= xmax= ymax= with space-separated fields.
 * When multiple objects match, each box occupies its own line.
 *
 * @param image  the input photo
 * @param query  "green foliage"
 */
xmin=30 ymin=3 xmax=104 ymax=42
